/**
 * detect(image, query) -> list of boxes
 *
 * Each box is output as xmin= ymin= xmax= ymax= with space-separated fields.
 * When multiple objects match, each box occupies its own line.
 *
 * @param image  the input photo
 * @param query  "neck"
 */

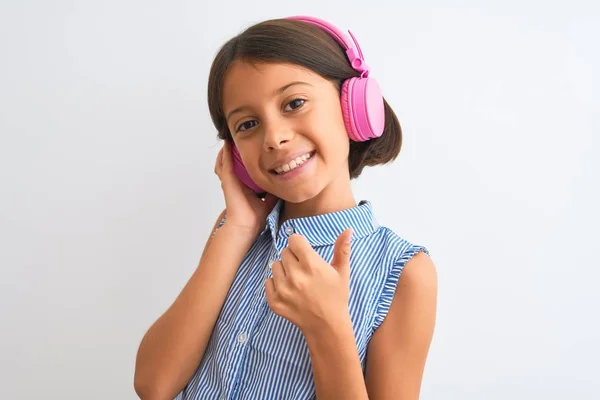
xmin=279 ymin=173 xmax=357 ymax=225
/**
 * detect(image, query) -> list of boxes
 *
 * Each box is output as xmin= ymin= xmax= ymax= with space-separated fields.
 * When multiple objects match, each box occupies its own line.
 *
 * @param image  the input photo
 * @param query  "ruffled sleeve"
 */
xmin=371 ymin=244 xmax=430 ymax=333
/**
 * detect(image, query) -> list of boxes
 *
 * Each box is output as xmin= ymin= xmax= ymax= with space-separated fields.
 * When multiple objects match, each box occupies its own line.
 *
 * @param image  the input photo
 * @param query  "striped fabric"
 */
xmin=176 ymin=200 xmax=428 ymax=400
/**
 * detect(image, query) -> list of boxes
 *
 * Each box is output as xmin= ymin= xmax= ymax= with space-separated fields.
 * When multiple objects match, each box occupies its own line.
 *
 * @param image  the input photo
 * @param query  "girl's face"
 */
xmin=222 ymin=61 xmax=351 ymax=203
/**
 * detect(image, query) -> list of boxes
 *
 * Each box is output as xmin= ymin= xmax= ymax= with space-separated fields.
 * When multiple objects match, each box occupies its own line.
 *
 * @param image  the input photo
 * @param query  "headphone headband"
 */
xmin=286 ymin=15 xmax=370 ymax=77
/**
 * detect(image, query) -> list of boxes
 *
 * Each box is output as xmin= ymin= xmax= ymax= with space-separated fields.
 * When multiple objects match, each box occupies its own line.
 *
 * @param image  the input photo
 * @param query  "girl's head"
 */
xmin=207 ymin=17 xmax=402 ymax=204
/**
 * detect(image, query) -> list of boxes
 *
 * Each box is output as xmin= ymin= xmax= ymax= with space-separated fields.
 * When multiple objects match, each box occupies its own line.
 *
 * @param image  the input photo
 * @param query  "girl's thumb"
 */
xmin=331 ymin=228 xmax=352 ymax=273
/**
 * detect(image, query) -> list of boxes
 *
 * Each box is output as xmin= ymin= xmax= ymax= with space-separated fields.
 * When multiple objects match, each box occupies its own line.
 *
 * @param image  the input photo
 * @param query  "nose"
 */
xmin=262 ymin=120 xmax=294 ymax=151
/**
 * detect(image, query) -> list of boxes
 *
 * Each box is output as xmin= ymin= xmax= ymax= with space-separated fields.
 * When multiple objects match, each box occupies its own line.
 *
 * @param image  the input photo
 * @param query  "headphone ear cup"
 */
xmin=341 ymin=77 xmax=385 ymax=142
xmin=341 ymin=78 xmax=360 ymax=141
xmin=231 ymin=143 xmax=265 ymax=193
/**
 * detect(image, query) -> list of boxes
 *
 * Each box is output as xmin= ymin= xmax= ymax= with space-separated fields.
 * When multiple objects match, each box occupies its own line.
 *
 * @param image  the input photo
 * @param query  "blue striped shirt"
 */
xmin=176 ymin=199 xmax=428 ymax=399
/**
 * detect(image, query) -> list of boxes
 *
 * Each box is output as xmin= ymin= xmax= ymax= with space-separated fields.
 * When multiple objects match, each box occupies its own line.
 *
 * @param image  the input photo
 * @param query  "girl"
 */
xmin=134 ymin=15 xmax=437 ymax=400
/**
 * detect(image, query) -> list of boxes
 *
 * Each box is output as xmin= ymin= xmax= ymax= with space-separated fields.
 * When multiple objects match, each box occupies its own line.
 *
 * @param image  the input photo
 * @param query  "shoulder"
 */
xmin=369 ymin=224 xmax=431 ymax=274
xmin=393 ymin=250 xmax=437 ymax=311
xmin=368 ymin=224 xmax=434 ymax=332
xmin=376 ymin=224 xmax=436 ymax=297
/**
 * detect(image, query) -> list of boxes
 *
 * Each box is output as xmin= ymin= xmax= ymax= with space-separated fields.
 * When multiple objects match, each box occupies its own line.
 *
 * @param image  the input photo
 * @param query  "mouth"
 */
xmin=269 ymin=151 xmax=316 ymax=175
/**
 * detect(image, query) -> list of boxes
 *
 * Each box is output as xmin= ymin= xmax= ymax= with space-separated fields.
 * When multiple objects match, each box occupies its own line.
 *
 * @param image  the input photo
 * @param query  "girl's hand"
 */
xmin=214 ymin=140 xmax=278 ymax=235
xmin=265 ymin=229 xmax=354 ymax=335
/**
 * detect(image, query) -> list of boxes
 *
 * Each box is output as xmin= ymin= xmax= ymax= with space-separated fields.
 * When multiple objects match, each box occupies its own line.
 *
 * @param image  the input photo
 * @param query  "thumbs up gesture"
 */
xmin=265 ymin=229 xmax=353 ymax=335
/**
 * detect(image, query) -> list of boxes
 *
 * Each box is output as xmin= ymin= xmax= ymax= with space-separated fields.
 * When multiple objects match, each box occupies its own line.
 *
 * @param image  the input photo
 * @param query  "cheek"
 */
xmin=324 ymin=101 xmax=350 ymax=144
xmin=235 ymin=141 xmax=259 ymax=169
xmin=324 ymin=116 xmax=350 ymax=154
xmin=316 ymin=132 xmax=349 ymax=166
xmin=312 ymin=103 xmax=348 ymax=144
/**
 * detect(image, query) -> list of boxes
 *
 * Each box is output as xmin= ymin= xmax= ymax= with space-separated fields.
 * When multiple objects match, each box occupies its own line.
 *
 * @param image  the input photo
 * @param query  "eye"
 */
xmin=236 ymin=120 xmax=258 ymax=132
xmin=284 ymin=98 xmax=306 ymax=111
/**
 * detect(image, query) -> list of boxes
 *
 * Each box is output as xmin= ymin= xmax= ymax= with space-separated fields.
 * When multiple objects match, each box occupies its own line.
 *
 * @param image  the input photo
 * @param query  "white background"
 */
xmin=1 ymin=0 xmax=598 ymax=399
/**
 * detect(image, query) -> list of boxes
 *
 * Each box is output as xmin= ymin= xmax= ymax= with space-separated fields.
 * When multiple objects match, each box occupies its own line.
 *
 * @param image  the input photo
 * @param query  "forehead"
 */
xmin=222 ymin=61 xmax=323 ymax=107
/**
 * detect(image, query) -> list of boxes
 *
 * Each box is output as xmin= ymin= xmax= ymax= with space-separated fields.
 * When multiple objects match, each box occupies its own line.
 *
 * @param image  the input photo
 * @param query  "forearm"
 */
xmin=304 ymin=317 xmax=369 ymax=400
xmin=134 ymin=223 xmax=257 ymax=399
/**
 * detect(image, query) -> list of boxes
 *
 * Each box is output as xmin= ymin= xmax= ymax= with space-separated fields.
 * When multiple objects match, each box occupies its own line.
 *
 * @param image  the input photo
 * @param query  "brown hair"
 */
xmin=207 ymin=18 xmax=402 ymax=179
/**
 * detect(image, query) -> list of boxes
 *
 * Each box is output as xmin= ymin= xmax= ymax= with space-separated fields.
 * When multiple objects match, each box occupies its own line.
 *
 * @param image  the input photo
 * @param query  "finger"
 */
xmin=271 ymin=260 xmax=286 ymax=286
xmin=287 ymin=233 xmax=316 ymax=266
xmin=281 ymin=246 xmax=299 ymax=265
xmin=221 ymin=140 xmax=234 ymax=172
xmin=270 ymin=261 xmax=294 ymax=303
xmin=282 ymin=247 xmax=305 ymax=280
xmin=214 ymin=147 xmax=223 ymax=176
xmin=265 ymin=278 xmax=279 ymax=312
xmin=331 ymin=229 xmax=353 ymax=278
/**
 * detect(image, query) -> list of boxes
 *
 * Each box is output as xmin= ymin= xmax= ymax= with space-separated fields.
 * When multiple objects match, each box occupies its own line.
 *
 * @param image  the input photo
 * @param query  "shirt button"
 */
xmin=238 ymin=332 xmax=248 ymax=344
xmin=284 ymin=225 xmax=294 ymax=235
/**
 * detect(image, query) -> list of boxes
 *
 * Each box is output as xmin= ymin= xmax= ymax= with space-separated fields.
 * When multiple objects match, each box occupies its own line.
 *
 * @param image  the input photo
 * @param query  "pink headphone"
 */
xmin=231 ymin=15 xmax=386 ymax=193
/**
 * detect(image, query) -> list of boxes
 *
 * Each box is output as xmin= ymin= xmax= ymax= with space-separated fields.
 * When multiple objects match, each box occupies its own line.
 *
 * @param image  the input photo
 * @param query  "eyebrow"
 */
xmin=225 ymin=81 xmax=313 ymax=121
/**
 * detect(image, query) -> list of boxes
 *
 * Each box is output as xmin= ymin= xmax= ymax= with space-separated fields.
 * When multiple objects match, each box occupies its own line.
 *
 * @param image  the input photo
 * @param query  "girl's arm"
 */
xmin=134 ymin=211 xmax=257 ymax=400
xmin=304 ymin=317 xmax=370 ymax=399
xmin=200 ymin=208 xmax=227 ymax=260
xmin=365 ymin=251 xmax=437 ymax=399
xmin=305 ymin=251 xmax=437 ymax=400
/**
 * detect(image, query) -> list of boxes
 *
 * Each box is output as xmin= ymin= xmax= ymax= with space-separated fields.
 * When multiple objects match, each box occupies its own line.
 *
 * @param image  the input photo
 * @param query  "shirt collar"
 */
xmin=263 ymin=199 xmax=379 ymax=246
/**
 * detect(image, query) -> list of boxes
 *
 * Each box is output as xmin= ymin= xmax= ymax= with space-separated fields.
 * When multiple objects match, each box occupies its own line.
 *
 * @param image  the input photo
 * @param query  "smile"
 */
xmin=271 ymin=151 xmax=315 ymax=175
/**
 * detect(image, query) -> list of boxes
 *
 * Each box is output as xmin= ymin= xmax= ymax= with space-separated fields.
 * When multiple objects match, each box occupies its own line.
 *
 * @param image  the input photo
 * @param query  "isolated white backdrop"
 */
xmin=1 ymin=0 xmax=598 ymax=399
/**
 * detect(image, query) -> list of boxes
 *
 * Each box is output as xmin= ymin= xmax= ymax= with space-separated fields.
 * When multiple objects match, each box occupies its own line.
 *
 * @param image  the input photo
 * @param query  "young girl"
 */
xmin=134 ymin=15 xmax=437 ymax=400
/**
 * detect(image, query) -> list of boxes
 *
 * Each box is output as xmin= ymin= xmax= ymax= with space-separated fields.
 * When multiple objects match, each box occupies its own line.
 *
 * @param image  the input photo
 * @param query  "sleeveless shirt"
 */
xmin=176 ymin=199 xmax=429 ymax=399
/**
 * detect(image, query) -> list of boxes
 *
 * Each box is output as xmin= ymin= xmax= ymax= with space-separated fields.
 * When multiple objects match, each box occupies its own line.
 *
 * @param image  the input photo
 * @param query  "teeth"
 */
xmin=274 ymin=152 xmax=313 ymax=174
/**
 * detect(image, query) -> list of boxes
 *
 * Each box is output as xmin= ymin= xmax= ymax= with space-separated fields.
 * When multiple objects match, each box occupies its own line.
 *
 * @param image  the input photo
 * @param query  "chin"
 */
xmin=270 ymin=183 xmax=324 ymax=204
